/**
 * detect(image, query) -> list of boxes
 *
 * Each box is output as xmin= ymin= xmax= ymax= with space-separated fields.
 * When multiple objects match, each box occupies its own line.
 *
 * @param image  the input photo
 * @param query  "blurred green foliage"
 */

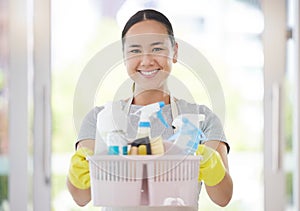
xmin=0 ymin=176 xmax=8 ymax=208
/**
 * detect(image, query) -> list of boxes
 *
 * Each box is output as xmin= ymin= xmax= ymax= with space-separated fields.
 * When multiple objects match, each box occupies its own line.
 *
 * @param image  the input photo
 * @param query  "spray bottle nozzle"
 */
xmin=158 ymin=101 xmax=164 ymax=108
xmin=135 ymin=101 xmax=169 ymax=128
xmin=157 ymin=109 xmax=169 ymax=128
xmin=168 ymin=115 xmax=207 ymax=142
xmin=181 ymin=117 xmax=206 ymax=140
xmin=167 ymin=115 xmax=206 ymax=155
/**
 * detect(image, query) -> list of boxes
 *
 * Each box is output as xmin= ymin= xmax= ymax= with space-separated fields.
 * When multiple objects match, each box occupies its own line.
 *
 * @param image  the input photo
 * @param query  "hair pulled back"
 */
xmin=121 ymin=9 xmax=175 ymax=46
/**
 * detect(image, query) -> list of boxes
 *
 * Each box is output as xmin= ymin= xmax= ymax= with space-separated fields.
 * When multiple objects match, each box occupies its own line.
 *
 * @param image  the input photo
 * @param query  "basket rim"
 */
xmin=87 ymin=155 xmax=202 ymax=162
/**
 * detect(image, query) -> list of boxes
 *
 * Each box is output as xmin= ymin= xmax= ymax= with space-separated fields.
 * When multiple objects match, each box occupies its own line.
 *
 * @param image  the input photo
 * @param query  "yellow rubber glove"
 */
xmin=196 ymin=144 xmax=226 ymax=186
xmin=68 ymin=147 xmax=93 ymax=189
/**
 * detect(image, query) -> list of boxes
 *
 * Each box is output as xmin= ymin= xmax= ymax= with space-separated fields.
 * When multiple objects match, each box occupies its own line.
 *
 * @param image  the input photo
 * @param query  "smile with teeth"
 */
xmin=139 ymin=69 xmax=159 ymax=76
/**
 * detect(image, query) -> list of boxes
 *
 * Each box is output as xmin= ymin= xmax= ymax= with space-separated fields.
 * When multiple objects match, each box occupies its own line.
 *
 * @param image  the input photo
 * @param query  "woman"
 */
xmin=67 ymin=9 xmax=233 ymax=210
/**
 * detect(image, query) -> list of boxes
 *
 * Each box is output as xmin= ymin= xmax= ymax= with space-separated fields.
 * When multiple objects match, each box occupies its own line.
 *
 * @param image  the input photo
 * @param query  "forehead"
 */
xmin=125 ymin=20 xmax=169 ymax=36
xmin=124 ymin=33 xmax=170 ymax=47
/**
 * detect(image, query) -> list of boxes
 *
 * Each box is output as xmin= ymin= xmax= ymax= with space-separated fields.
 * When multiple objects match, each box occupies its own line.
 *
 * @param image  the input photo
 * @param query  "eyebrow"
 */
xmin=128 ymin=44 xmax=142 ymax=48
xmin=150 ymin=41 xmax=164 ymax=46
xmin=127 ymin=41 xmax=165 ymax=48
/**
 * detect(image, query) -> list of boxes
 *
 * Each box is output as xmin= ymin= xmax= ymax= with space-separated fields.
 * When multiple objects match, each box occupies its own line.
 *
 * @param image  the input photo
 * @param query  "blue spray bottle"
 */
xmin=167 ymin=114 xmax=206 ymax=155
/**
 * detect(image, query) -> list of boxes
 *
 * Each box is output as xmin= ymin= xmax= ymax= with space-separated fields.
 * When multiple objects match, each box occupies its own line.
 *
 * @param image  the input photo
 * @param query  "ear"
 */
xmin=172 ymin=42 xmax=178 ymax=63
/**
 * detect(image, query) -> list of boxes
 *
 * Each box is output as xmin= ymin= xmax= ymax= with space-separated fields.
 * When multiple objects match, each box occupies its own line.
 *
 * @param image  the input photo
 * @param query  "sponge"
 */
xmin=150 ymin=136 xmax=165 ymax=155
xmin=138 ymin=145 xmax=147 ymax=155
xmin=129 ymin=137 xmax=152 ymax=155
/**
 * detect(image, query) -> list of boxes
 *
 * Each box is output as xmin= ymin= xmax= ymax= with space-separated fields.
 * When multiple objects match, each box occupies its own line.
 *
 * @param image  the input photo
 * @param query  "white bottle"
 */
xmin=106 ymin=130 xmax=128 ymax=155
xmin=135 ymin=101 xmax=167 ymax=139
xmin=95 ymin=101 xmax=128 ymax=155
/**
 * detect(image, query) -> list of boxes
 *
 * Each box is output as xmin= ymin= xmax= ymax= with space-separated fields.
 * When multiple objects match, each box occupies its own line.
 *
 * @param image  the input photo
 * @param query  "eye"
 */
xmin=152 ymin=47 xmax=164 ymax=52
xmin=129 ymin=49 xmax=141 ymax=54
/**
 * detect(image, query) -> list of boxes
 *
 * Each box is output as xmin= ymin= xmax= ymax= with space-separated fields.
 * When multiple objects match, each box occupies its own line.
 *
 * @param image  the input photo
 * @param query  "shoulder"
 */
xmin=88 ymin=99 xmax=127 ymax=119
xmin=175 ymin=98 xmax=213 ymax=115
xmin=175 ymin=98 xmax=222 ymax=130
xmin=81 ymin=106 xmax=105 ymax=124
xmin=87 ymin=106 xmax=104 ymax=117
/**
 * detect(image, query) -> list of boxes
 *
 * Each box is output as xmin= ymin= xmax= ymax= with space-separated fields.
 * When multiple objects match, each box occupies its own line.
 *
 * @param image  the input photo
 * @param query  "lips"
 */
xmin=139 ymin=69 xmax=159 ymax=77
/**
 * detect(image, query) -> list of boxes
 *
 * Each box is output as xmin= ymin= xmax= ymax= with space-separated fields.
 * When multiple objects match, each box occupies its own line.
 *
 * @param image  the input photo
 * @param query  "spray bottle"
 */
xmin=167 ymin=114 xmax=206 ymax=155
xmin=129 ymin=101 xmax=169 ymax=155
xmin=95 ymin=101 xmax=128 ymax=155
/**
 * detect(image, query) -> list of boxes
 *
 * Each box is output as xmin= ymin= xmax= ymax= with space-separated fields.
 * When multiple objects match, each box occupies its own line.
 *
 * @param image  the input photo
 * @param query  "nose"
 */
xmin=140 ymin=53 xmax=154 ymax=66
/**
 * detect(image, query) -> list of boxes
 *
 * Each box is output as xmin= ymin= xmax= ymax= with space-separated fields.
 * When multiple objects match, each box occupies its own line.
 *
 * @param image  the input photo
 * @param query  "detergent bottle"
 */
xmin=95 ymin=101 xmax=128 ymax=155
xmin=167 ymin=114 xmax=206 ymax=155
xmin=129 ymin=101 xmax=169 ymax=155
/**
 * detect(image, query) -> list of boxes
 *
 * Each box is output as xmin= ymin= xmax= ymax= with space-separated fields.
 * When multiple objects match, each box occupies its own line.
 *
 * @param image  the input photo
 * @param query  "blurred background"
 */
xmin=1 ymin=0 xmax=299 ymax=210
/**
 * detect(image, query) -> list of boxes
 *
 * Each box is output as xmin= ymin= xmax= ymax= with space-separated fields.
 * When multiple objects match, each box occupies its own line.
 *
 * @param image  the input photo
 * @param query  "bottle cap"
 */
xmin=122 ymin=146 xmax=128 ymax=155
xmin=108 ymin=146 xmax=119 ymax=155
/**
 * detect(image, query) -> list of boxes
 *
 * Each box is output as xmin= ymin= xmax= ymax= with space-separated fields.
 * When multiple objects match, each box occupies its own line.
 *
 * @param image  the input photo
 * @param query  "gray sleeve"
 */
xmin=75 ymin=106 xmax=104 ymax=147
xmin=199 ymin=105 xmax=230 ymax=153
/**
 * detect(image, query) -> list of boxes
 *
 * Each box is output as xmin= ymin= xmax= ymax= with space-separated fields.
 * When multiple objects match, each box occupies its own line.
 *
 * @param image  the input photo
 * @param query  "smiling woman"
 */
xmin=67 ymin=8 xmax=232 ymax=211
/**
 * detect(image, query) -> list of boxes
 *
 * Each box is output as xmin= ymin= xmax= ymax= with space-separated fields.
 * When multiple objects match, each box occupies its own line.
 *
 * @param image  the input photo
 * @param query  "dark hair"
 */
xmin=121 ymin=9 xmax=175 ymax=46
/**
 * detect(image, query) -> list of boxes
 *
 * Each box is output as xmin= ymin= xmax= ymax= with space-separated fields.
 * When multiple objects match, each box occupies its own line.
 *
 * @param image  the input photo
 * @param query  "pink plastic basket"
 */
xmin=88 ymin=155 xmax=202 ymax=208
xmin=146 ymin=155 xmax=202 ymax=207
xmin=88 ymin=155 xmax=144 ymax=207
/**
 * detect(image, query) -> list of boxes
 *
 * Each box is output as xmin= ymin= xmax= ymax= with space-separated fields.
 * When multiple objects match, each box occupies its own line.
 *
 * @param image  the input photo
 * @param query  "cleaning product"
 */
xmin=130 ymin=137 xmax=151 ymax=155
xmin=138 ymin=145 xmax=147 ymax=155
xmin=95 ymin=101 xmax=128 ymax=155
xmin=136 ymin=101 xmax=168 ymax=138
xmin=150 ymin=136 xmax=165 ymax=155
xmin=106 ymin=130 xmax=128 ymax=155
xmin=167 ymin=114 xmax=206 ymax=155
xmin=129 ymin=101 xmax=168 ymax=155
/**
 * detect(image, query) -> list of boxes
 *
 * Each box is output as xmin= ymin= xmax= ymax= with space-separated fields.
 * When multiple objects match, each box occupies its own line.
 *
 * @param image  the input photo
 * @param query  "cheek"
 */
xmin=157 ymin=55 xmax=173 ymax=70
xmin=125 ymin=58 xmax=138 ymax=74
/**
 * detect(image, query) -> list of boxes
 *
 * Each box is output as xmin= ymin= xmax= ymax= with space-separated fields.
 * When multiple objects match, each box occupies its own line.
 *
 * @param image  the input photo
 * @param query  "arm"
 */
xmin=67 ymin=139 xmax=95 ymax=206
xmin=204 ymin=140 xmax=233 ymax=207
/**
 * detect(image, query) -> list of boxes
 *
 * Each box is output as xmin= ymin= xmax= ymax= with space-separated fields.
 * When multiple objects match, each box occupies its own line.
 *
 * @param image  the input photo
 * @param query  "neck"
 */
xmin=132 ymin=89 xmax=170 ymax=106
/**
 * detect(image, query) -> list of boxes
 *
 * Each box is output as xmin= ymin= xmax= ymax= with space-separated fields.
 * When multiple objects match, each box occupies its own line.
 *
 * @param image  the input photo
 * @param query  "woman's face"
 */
xmin=123 ymin=20 xmax=178 ymax=91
